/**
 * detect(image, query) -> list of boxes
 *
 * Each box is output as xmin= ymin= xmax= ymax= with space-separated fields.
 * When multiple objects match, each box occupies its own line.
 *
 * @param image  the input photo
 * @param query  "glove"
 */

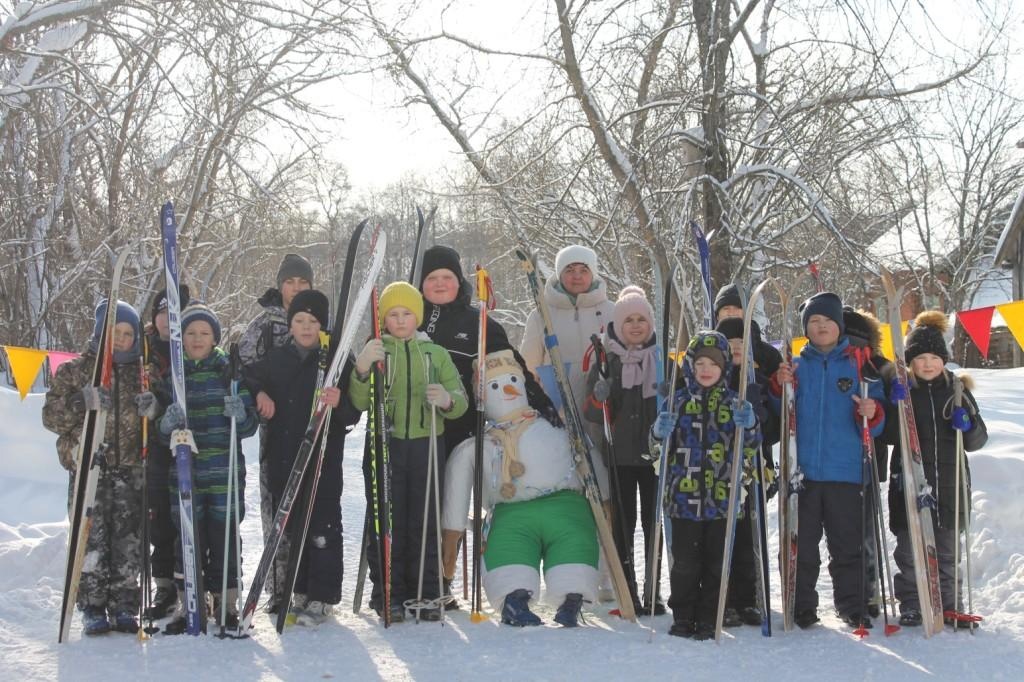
xmin=134 ymin=391 xmax=159 ymax=419
xmin=75 ymin=386 xmax=111 ymax=412
xmin=593 ymin=378 xmax=611 ymax=403
xmin=160 ymin=402 xmax=187 ymax=435
xmin=426 ymin=384 xmax=452 ymax=410
xmin=355 ymin=338 xmax=385 ymax=375
xmin=890 ymin=380 xmax=909 ymax=402
xmin=733 ymin=399 xmax=755 ymax=429
xmin=951 ymin=406 xmax=971 ymax=432
xmin=223 ymin=394 xmax=247 ymax=421
xmin=652 ymin=411 xmax=675 ymax=440
xmin=764 ymin=465 xmax=779 ymax=500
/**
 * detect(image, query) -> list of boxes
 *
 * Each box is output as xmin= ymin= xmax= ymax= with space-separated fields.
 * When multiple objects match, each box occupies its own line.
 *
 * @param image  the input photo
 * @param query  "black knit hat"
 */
xmin=714 ymin=317 xmax=763 ymax=342
xmin=713 ymin=283 xmax=743 ymax=318
xmin=420 ymin=245 xmax=464 ymax=288
xmin=288 ymin=289 xmax=330 ymax=329
xmin=800 ymin=292 xmax=845 ymax=334
xmin=904 ymin=310 xmax=949 ymax=363
xmin=277 ymin=253 xmax=314 ymax=288
xmin=150 ymin=284 xmax=191 ymax=326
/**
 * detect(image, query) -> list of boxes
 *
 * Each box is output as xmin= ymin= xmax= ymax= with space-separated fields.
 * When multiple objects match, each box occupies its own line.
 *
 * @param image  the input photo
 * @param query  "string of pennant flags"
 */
xmin=3 ymin=299 xmax=1022 ymax=401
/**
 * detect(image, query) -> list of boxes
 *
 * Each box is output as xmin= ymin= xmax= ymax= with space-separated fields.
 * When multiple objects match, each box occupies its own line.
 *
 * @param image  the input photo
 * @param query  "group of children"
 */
xmin=43 ymin=249 xmax=988 ymax=640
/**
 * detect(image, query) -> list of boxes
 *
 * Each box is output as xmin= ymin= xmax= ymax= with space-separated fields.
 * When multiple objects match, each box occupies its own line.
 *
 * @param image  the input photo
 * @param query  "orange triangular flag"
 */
xmin=997 ymin=300 xmax=1024 ymax=352
xmin=957 ymin=307 xmax=995 ymax=359
xmin=4 ymin=346 xmax=49 ymax=400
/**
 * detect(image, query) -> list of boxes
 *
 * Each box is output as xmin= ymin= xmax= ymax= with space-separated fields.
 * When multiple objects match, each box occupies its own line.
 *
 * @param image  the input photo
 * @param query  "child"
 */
xmin=245 ymin=290 xmax=361 ymax=625
xmin=157 ymin=303 xmax=258 ymax=634
xmin=715 ymin=316 xmax=779 ymax=627
xmin=772 ymin=292 xmax=886 ymax=629
xmin=349 ymin=281 xmax=468 ymax=623
xmin=584 ymin=285 xmax=662 ymax=615
xmin=652 ymin=330 xmax=761 ymax=640
xmin=886 ymin=311 xmax=987 ymax=628
xmin=42 ymin=300 xmax=151 ymax=635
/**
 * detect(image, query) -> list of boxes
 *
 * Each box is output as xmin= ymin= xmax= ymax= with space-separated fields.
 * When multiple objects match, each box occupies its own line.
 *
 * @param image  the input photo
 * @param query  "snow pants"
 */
xmin=611 ymin=464 xmax=660 ymax=605
xmin=796 ymin=480 xmax=864 ymax=617
xmin=893 ymin=522 xmax=960 ymax=613
xmin=146 ymin=441 xmax=178 ymax=581
xmin=667 ymin=517 xmax=726 ymax=626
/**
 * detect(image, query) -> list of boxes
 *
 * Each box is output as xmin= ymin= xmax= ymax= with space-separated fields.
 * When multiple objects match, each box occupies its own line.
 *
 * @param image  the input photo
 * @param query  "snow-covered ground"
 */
xmin=1 ymin=370 xmax=1023 ymax=681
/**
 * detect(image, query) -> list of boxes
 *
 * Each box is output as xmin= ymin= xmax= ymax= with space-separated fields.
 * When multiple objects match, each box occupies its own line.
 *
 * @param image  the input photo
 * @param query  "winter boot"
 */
xmin=722 ymin=607 xmax=743 ymax=628
xmin=691 ymin=622 xmax=716 ymax=641
xmin=145 ymin=578 xmax=178 ymax=620
xmin=500 ymin=589 xmax=542 ymax=627
xmin=215 ymin=589 xmax=240 ymax=629
xmin=443 ymin=577 xmax=460 ymax=611
xmin=554 ymin=593 xmax=585 ymax=627
xmin=296 ymin=601 xmax=332 ymax=627
xmin=795 ymin=609 xmax=819 ymax=629
xmin=840 ymin=611 xmax=873 ymax=629
xmin=898 ymin=610 xmax=922 ymax=627
xmin=110 ymin=608 xmax=139 ymax=633
xmin=668 ymin=620 xmax=696 ymax=638
xmin=739 ymin=606 xmax=763 ymax=626
xmin=285 ymin=593 xmax=309 ymax=626
xmin=82 ymin=605 xmax=111 ymax=636
xmin=388 ymin=603 xmax=406 ymax=624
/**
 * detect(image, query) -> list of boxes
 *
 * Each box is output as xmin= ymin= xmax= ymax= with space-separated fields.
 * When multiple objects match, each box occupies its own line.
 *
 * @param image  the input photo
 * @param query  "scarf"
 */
xmin=605 ymin=335 xmax=658 ymax=399
xmin=487 ymin=407 xmax=536 ymax=499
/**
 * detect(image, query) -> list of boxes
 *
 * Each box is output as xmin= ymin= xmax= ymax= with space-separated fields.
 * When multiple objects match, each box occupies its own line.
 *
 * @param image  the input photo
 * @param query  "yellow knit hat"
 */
xmin=378 ymin=281 xmax=424 ymax=327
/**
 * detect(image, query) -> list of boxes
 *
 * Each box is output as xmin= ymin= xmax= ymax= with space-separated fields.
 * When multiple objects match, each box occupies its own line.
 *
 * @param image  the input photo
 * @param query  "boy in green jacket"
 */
xmin=350 ymin=281 xmax=468 ymax=623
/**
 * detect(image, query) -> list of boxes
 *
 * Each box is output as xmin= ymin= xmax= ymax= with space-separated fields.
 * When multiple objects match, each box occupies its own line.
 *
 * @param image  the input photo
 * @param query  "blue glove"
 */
xmin=891 ymin=381 xmax=909 ymax=402
xmin=223 ymin=394 xmax=247 ymax=421
xmin=652 ymin=411 xmax=675 ymax=440
xmin=733 ymin=399 xmax=755 ymax=429
xmin=160 ymin=403 xmax=187 ymax=435
xmin=951 ymin=406 xmax=971 ymax=432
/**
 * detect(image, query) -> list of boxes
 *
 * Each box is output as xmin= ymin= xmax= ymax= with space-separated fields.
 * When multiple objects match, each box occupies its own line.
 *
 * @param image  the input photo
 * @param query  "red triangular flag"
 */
xmin=957 ymin=306 xmax=995 ymax=359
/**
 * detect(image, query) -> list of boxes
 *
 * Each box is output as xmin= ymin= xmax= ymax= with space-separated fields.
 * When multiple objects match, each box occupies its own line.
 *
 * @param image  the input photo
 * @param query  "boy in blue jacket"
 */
xmin=772 ymin=292 xmax=886 ymax=630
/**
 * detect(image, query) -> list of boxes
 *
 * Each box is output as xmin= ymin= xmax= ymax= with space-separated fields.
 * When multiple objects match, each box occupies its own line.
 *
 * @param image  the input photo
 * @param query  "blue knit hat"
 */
xmin=90 ymin=299 xmax=141 ymax=363
xmin=181 ymin=303 xmax=222 ymax=345
xmin=800 ymin=292 xmax=845 ymax=334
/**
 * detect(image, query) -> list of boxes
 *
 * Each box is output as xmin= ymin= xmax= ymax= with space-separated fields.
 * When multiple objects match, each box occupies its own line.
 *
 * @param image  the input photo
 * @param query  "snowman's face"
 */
xmin=483 ymin=372 xmax=529 ymax=419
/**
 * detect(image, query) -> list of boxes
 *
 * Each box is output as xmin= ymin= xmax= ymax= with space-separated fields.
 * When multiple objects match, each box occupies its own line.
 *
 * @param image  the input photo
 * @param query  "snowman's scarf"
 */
xmin=487 ymin=407 xmax=536 ymax=499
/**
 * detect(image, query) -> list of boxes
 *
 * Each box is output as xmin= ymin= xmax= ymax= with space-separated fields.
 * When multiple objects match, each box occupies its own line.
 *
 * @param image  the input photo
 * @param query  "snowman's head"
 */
xmin=475 ymin=350 xmax=529 ymax=420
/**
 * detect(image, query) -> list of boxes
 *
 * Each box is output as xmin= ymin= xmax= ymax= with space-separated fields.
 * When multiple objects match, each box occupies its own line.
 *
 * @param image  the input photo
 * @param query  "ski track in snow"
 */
xmin=2 ymin=370 xmax=1024 ymax=680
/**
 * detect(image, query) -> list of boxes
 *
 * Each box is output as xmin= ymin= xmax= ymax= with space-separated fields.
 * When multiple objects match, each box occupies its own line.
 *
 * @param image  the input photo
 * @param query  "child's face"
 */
xmin=290 ymin=311 xmax=322 ymax=349
xmin=384 ymin=306 xmax=418 ymax=339
xmin=620 ymin=313 xmax=651 ymax=346
xmin=727 ymin=338 xmax=743 ymax=366
xmin=717 ymin=305 xmax=743 ymax=323
xmin=280 ymin=277 xmax=311 ymax=309
xmin=155 ymin=309 xmax=170 ymax=340
xmin=422 ymin=268 xmax=460 ymax=306
xmin=694 ymin=356 xmax=723 ymax=387
xmin=806 ymin=314 xmax=840 ymax=349
xmin=910 ymin=353 xmax=944 ymax=382
xmin=112 ymin=322 xmax=136 ymax=353
xmin=184 ymin=321 xmax=216 ymax=360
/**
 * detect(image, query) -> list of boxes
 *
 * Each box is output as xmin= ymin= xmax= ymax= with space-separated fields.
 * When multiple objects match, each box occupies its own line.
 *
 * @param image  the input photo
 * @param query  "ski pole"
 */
xmin=854 ymin=378 xmax=872 ymax=639
xmin=138 ymin=343 xmax=152 ymax=641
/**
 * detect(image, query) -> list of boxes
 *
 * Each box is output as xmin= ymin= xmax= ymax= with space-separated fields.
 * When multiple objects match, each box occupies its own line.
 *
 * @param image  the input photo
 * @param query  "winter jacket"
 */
xmin=727 ymin=365 xmax=779 ymax=468
xmin=348 ymin=333 xmax=468 ymax=440
xmin=885 ymin=370 xmax=987 ymax=532
xmin=771 ymin=337 xmax=886 ymax=485
xmin=583 ymin=325 xmax=659 ymax=467
xmin=156 ymin=347 xmax=258 ymax=489
xmin=238 ymin=288 xmax=290 ymax=369
xmin=245 ymin=339 xmax=361 ymax=503
xmin=420 ymin=280 xmax=513 ymax=446
xmin=845 ymin=335 xmax=898 ymax=481
xmin=664 ymin=332 xmax=762 ymax=521
xmin=43 ymin=349 xmax=152 ymax=471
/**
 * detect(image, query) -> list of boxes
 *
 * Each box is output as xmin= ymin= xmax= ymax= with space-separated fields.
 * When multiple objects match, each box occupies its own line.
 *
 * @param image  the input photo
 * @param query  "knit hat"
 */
xmin=420 ymin=245 xmax=465 ymax=288
xmin=688 ymin=331 xmax=729 ymax=373
xmin=150 ymin=284 xmax=191 ymax=326
xmin=612 ymin=285 xmax=655 ymax=340
xmin=842 ymin=307 xmax=882 ymax=354
xmin=715 ymin=317 xmax=762 ymax=342
xmin=378 ymin=281 xmax=424 ymax=327
xmin=904 ymin=310 xmax=950 ymax=363
xmin=276 ymin=253 xmax=314 ymax=289
xmin=288 ymin=289 xmax=330 ymax=329
xmin=713 ymin=283 xmax=743 ymax=318
xmin=479 ymin=349 xmax=525 ymax=383
xmin=554 ymin=244 xmax=598 ymax=275
xmin=91 ymin=299 xmax=141 ymax=362
xmin=181 ymin=303 xmax=222 ymax=345
xmin=800 ymin=292 xmax=845 ymax=334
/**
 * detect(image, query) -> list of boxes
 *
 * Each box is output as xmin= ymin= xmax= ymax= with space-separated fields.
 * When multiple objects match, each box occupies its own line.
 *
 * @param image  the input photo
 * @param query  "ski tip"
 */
xmin=470 ymin=611 xmax=489 ymax=624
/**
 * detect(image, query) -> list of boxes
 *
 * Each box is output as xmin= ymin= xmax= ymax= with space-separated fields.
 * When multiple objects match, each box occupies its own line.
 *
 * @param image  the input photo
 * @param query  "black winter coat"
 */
xmin=885 ymin=370 xmax=987 ymax=532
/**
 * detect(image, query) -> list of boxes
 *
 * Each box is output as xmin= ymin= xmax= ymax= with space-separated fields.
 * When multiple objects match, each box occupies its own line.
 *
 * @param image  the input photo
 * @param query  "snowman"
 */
xmin=442 ymin=349 xmax=601 ymax=627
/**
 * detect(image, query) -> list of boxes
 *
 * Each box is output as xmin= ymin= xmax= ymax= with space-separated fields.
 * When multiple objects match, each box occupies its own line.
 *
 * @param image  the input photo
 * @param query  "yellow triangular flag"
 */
xmin=878 ymin=320 xmax=910 ymax=361
xmin=997 ymin=300 xmax=1024 ymax=352
xmin=792 ymin=336 xmax=808 ymax=356
xmin=4 ymin=346 xmax=49 ymax=400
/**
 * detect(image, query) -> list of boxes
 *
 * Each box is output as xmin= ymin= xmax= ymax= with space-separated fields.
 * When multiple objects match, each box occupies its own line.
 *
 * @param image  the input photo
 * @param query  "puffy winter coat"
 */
xmin=885 ymin=370 xmax=987 ymax=532
xmin=348 ymin=333 xmax=468 ymax=440
xmin=43 ymin=349 xmax=152 ymax=471
xmin=238 ymin=288 xmax=289 ymax=369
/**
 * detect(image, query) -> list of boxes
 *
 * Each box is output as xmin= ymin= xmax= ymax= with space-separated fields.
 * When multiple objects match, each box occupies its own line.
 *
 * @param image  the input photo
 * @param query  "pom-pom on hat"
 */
xmin=419 ymin=245 xmax=465 ymax=288
xmin=181 ymin=303 xmax=222 ymax=345
xmin=904 ymin=310 xmax=950 ymax=363
xmin=277 ymin=253 xmax=314 ymax=288
xmin=554 ymin=244 xmax=598 ymax=275
xmin=612 ymin=285 xmax=655 ymax=340
xmin=800 ymin=291 xmax=845 ymax=334
xmin=378 ymin=281 xmax=424 ymax=328
xmin=288 ymin=289 xmax=330 ymax=329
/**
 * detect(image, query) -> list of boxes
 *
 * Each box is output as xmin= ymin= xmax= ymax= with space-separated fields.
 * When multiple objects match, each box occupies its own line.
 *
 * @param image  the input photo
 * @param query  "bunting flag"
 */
xmin=997 ymin=300 xmax=1024 ymax=352
xmin=957 ymin=307 xmax=996 ymax=360
xmin=878 ymin=321 xmax=911 ymax=362
xmin=47 ymin=351 xmax=80 ymax=376
xmin=4 ymin=346 xmax=49 ymax=399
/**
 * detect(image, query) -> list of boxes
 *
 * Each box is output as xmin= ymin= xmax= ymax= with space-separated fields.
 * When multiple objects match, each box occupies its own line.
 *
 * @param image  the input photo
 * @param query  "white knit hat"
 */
xmin=555 ymin=244 xmax=598 ymax=275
